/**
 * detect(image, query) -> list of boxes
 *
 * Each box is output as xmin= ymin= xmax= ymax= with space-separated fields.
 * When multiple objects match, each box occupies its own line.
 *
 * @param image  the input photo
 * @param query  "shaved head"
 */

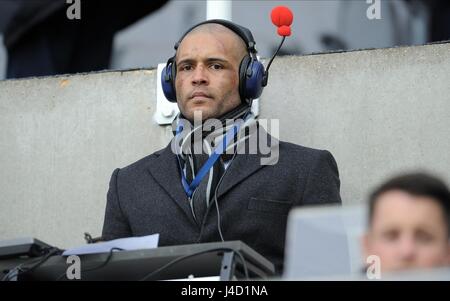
xmin=177 ymin=23 xmax=248 ymax=64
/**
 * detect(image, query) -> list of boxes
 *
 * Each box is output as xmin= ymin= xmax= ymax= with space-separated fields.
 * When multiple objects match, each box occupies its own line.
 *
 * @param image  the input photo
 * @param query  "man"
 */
xmin=102 ymin=20 xmax=341 ymax=274
xmin=363 ymin=173 xmax=450 ymax=273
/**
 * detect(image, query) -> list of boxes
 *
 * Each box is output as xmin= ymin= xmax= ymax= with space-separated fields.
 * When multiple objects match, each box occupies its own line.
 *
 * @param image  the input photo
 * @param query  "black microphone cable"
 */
xmin=1 ymin=247 xmax=63 ymax=281
xmin=262 ymin=36 xmax=286 ymax=87
xmin=139 ymin=247 xmax=249 ymax=281
xmin=196 ymin=104 xmax=252 ymax=243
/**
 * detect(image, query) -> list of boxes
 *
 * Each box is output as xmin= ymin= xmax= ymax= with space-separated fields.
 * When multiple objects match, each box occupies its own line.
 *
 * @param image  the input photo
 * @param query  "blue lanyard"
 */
xmin=176 ymin=122 xmax=241 ymax=198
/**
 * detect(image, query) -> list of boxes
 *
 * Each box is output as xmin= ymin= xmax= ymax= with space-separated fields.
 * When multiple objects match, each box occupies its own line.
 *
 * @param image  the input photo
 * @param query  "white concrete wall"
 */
xmin=265 ymin=43 xmax=450 ymax=205
xmin=0 ymin=42 xmax=449 ymax=249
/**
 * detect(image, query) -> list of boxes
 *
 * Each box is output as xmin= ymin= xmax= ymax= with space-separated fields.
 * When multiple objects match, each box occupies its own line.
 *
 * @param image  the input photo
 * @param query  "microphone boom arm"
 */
xmin=262 ymin=36 xmax=286 ymax=87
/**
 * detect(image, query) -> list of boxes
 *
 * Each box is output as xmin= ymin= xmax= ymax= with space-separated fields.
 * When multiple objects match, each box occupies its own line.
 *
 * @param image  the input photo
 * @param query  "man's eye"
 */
xmin=180 ymin=65 xmax=192 ymax=71
xmin=382 ymin=230 xmax=399 ymax=242
xmin=210 ymin=64 xmax=223 ymax=70
xmin=416 ymin=230 xmax=434 ymax=244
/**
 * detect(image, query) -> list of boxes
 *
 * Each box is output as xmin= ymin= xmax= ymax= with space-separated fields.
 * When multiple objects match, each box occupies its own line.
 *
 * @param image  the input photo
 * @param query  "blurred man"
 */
xmin=363 ymin=173 xmax=450 ymax=273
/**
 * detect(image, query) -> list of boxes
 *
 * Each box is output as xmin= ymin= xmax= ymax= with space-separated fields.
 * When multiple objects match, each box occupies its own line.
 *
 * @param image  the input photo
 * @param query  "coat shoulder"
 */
xmin=278 ymin=140 xmax=333 ymax=161
xmin=275 ymin=140 xmax=339 ymax=176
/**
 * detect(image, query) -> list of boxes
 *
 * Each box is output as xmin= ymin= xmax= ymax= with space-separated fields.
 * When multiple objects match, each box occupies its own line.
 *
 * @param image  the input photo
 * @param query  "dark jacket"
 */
xmin=4 ymin=0 xmax=169 ymax=48
xmin=3 ymin=0 xmax=169 ymax=78
xmin=102 ymin=135 xmax=341 ymax=274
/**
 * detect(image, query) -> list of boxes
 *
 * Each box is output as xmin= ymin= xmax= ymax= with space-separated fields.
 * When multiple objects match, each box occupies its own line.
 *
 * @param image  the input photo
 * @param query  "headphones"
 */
xmin=161 ymin=19 xmax=267 ymax=105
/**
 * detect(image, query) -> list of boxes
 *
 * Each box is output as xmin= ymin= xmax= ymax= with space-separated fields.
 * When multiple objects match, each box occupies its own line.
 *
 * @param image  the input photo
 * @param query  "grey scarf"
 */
xmin=173 ymin=105 xmax=258 ymax=225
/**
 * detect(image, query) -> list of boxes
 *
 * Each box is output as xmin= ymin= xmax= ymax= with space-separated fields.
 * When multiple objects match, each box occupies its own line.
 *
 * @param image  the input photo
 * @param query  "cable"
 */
xmin=213 ymin=149 xmax=239 ymax=242
xmin=1 ymin=257 xmax=42 ymax=281
xmin=55 ymin=247 xmax=124 ymax=281
xmin=265 ymin=36 xmax=285 ymax=74
xmin=213 ymin=107 xmax=254 ymax=242
xmin=139 ymin=247 xmax=249 ymax=281
xmin=233 ymin=249 xmax=249 ymax=279
xmin=1 ymin=247 xmax=62 ymax=281
xmin=196 ymin=106 xmax=253 ymax=243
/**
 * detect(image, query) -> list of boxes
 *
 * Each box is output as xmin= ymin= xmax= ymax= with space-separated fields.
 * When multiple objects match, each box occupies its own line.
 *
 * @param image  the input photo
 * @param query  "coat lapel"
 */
xmin=215 ymin=154 xmax=264 ymax=199
xmin=146 ymin=144 xmax=195 ymax=223
xmin=216 ymin=127 xmax=279 ymax=199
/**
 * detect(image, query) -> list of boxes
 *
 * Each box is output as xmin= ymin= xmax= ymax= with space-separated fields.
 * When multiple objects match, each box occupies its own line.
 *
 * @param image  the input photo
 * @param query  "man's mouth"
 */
xmin=190 ymin=92 xmax=212 ymax=100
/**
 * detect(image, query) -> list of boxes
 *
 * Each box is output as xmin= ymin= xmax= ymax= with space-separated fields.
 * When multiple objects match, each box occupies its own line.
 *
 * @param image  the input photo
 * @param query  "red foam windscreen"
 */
xmin=270 ymin=6 xmax=294 ymax=37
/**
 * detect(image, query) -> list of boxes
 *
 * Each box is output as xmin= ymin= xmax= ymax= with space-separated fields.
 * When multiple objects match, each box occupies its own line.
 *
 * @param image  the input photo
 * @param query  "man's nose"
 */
xmin=397 ymin=235 xmax=417 ymax=262
xmin=191 ymin=66 xmax=208 ymax=85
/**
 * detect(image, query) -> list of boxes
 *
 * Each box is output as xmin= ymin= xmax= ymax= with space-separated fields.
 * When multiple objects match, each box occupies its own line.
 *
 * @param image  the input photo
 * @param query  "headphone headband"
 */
xmin=174 ymin=19 xmax=258 ymax=56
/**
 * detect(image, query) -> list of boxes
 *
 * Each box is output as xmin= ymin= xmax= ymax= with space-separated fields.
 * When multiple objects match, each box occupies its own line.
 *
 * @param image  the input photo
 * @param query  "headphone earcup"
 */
xmin=239 ymin=56 xmax=265 ymax=103
xmin=239 ymin=56 xmax=251 ymax=103
xmin=161 ymin=59 xmax=177 ymax=102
